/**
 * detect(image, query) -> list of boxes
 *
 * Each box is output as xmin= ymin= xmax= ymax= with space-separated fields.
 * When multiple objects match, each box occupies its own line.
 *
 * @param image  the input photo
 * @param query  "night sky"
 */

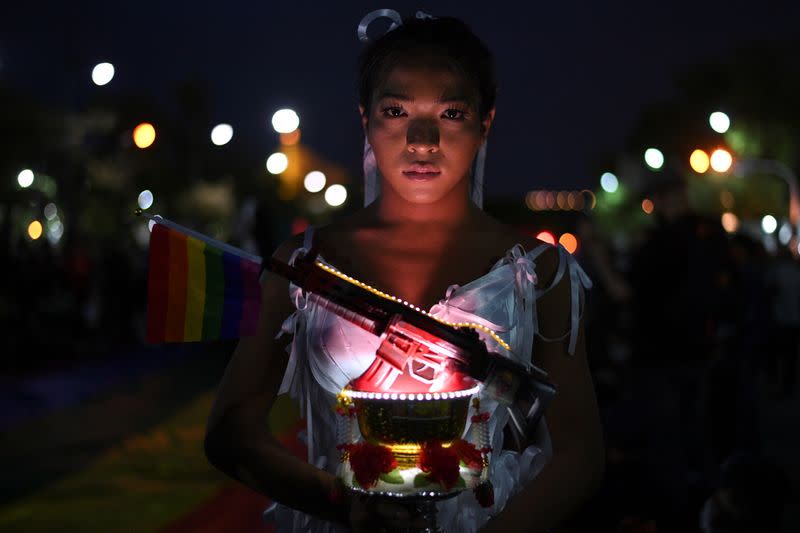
xmin=2 ymin=0 xmax=797 ymax=198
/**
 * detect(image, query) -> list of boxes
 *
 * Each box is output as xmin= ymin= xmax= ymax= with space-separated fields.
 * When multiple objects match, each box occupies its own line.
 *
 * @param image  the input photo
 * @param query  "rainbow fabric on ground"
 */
xmin=146 ymin=219 xmax=262 ymax=343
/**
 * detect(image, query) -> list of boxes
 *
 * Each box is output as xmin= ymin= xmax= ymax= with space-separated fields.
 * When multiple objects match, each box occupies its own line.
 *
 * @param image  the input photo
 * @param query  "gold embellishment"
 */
xmin=315 ymin=261 xmax=511 ymax=351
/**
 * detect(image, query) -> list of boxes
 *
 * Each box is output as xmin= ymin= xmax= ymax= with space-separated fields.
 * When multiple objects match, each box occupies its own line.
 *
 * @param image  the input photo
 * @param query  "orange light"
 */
xmin=133 ymin=123 xmax=156 ymax=149
xmin=556 ymin=191 xmax=567 ymax=210
xmin=525 ymin=191 xmax=537 ymax=210
xmin=710 ymin=148 xmax=733 ymax=173
xmin=559 ymin=232 xmax=578 ymax=254
xmin=545 ymin=192 xmax=556 ymax=210
xmin=280 ymin=129 xmax=301 ymax=146
xmin=689 ymin=149 xmax=710 ymax=173
xmin=721 ymin=212 xmax=739 ymax=233
xmin=27 ymin=220 xmax=43 ymax=240
xmin=536 ymin=231 xmax=556 ymax=246
xmin=642 ymin=198 xmax=654 ymax=214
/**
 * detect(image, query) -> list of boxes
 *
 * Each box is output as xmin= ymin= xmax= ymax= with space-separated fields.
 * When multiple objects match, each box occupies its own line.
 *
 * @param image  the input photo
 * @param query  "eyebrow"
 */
xmin=376 ymin=91 xmax=471 ymax=105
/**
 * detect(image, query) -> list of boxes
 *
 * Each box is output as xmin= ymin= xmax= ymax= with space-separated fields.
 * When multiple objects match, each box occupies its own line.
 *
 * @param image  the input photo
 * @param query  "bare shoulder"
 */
xmin=272 ymin=231 xmax=307 ymax=263
xmin=478 ymin=214 xmax=560 ymax=286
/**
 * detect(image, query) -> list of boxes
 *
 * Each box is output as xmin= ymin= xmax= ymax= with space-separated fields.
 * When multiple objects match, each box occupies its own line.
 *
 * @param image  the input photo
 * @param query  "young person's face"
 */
xmin=360 ymin=64 xmax=495 ymax=206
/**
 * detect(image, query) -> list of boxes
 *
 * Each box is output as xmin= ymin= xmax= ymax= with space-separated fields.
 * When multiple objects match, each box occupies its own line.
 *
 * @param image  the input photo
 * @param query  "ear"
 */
xmin=359 ymin=104 xmax=368 ymax=134
xmin=480 ymin=107 xmax=496 ymax=142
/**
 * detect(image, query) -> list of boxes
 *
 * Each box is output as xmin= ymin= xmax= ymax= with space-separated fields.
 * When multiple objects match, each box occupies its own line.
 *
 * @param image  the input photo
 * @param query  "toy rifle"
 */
xmin=267 ymin=247 xmax=555 ymax=450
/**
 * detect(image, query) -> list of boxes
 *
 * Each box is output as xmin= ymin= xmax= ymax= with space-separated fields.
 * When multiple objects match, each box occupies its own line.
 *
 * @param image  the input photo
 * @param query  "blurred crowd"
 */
xmin=575 ymin=175 xmax=795 ymax=532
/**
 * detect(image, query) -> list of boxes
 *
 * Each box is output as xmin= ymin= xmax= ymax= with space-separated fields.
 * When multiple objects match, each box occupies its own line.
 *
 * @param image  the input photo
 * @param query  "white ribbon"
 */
xmin=357 ymin=9 xmax=403 ymax=43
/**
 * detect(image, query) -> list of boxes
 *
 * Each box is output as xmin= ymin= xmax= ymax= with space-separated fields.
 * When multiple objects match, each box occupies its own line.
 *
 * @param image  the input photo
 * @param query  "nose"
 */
xmin=406 ymin=118 xmax=439 ymax=153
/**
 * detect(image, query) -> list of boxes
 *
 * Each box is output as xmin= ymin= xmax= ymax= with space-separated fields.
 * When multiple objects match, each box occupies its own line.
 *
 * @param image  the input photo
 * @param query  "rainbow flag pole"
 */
xmin=136 ymin=210 xmax=263 ymax=343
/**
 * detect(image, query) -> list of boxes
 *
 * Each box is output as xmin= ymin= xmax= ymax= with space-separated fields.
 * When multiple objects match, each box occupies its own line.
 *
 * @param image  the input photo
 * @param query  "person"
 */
xmin=203 ymin=11 xmax=604 ymax=533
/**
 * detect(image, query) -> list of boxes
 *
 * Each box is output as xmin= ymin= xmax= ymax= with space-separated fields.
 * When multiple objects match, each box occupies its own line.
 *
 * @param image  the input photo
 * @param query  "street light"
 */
xmin=92 ymin=62 xmax=115 ymax=86
xmin=600 ymin=172 xmax=618 ymax=193
xmin=709 ymin=111 xmax=730 ymax=134
xmin=644 ymin=148 xmax=664 ymax=170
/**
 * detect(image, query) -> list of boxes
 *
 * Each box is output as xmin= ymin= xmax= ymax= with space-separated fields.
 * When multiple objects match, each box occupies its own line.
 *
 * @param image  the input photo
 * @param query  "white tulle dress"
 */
xmin=264 ymin=226 xmax=591 ymax=532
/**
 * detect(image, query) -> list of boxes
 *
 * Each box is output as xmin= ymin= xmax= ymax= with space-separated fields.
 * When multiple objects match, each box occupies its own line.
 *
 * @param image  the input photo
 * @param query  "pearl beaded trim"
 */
xmin=340 ymin=384 xmax=481 ymax=401
xmin=314 ymin=260 xmax=512 ymax=351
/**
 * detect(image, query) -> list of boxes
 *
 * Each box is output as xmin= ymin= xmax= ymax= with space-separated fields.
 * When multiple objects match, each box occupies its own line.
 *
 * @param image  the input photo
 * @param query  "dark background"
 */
xmin=1 ymin=2 xmax=799 ymax=532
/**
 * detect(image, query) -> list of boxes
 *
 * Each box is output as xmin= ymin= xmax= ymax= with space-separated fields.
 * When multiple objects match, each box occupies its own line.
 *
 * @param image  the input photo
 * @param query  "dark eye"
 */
xmin=443 ymin=108 xmax=466 ymax=120
xmin=382 ymin=106 xmax=405 ymax=118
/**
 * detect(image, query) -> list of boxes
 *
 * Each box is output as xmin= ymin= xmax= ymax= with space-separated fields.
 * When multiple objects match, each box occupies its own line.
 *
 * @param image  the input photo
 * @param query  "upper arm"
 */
xmin=532 ymin=246 xmax=603 ymax=462
xmin=205 ymin=233 xmax=305 ymax=439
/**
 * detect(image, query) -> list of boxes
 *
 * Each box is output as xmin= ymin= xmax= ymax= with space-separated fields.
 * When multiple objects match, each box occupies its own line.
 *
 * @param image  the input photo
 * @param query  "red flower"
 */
xmin=341 ymin=442 xmax=397 ymax=488
xmin=471 ymin=412 xmax=490 ymax=424
xmin=474 ymin=480 xmax=494 ymax=508
xmin=450 ymin=439 xmax=484 ymax=470
xmin=334 ymin=404 xmax=358 ymax=417
xmin=419 ymin=441 xmax=460 ymax=490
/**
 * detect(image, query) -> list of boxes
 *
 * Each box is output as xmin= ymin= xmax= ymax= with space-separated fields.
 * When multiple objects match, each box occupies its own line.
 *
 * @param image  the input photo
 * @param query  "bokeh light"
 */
xmin=709 ymin=111 xmax=730 ymax=134
xmin=710 ymin=148 xmax=733 ymax=173
xmin=761 ymin=215 xmax=778 ymax=234
xmin=91 ymin=62 xmax=115 ymax=86
xmin=138 ymin=189 xmax=154 ymax=210
xmin=689 ymin=149 xmax=710 ymax=173
xmin=535 ymin=231 xmax=556 ymax=246
xmin=266 ymin=152 xmax=289 ymax=174
xmin=720 ymin=190 xmax=734 ymax=209
xmin=304 ymin=171 xmax=326 ymax=193
xmin=644 ymin=148 xmax=664 ymax=170
xmin=17 ymin=169 xmax=34 ymax=188
xmin=324 ymin=184 xmax=347 ymax=206
xmin=280 ymin=129 xmax=301 ymax=146
xmin=600 ymin=172 xmax=618 ymax=193
xmin=779 ymin=223 xmax=792 ymax=245
xmin=27 ymin=220 xmax=43 ymax=240
xmin=642 ymin=198 xmax=654 ymax=214
xmin=210 ymin=124 xmax=233 ymax=146
xmin=133 ymin=123 xmax=156 ymax=149
xmin=47 ymin=219 xmax=64 ymax=244
xmin=44 ymin=203 xmax=58 ymax=220
xmin=559 ymin=233 xmax=578 ymax=254
xmin=272 ymin=108 xmax=300 ymax=133
xmin=721 ymin=212 xmax=739 ymax=233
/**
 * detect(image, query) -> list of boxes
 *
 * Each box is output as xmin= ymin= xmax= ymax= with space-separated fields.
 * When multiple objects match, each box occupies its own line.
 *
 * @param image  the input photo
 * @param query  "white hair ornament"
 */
xmin=358 ymin=9 xmax=487 ymax=209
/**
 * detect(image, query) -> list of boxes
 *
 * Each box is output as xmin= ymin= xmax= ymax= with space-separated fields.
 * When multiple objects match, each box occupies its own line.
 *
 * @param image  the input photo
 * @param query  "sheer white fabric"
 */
xmin=264 ymin=227 xmax=591 ymax=532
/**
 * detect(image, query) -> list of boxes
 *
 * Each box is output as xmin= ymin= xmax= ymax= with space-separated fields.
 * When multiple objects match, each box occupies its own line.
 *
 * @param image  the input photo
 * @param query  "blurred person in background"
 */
xmin=764 ymin=245 xmax=800 ymax=399
xmin=627 ymin=166 xmax=740 ymax=531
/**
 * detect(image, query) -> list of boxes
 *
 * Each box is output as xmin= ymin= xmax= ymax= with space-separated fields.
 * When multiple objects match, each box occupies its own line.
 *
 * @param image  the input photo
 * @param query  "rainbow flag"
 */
xmin=145 ymin=216 xmax=263 ymax=343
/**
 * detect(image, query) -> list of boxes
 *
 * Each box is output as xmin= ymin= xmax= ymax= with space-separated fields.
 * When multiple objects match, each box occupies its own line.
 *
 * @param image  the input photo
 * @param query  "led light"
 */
xmin=266 ymin=152 xmax=289 ymax=174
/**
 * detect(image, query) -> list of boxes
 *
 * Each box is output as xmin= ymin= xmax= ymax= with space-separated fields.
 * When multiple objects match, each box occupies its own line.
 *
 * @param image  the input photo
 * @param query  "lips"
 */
xmin=402 ymin=164 xmax=441 ymax=179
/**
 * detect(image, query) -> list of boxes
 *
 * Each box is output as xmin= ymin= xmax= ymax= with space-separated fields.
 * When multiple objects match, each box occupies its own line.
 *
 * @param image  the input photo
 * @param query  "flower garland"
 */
xmin=337 ymin=441 xmax=397 ymax=488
